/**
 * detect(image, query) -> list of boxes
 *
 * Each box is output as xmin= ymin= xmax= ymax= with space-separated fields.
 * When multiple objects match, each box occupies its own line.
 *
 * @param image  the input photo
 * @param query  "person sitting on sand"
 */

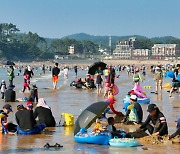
xmin=92 ymin=119 xmax=105 ymax=133
xmin=15 ymin=102 xmax=46 ymax=135
xmin=136 ymin=104 xmax=168 ymax=136
xmin=122 ymin=95 xmax=143 ymax=125
xmin=0 ymin=104 xmax=14 ymax=134
xmin=34 ymin=98 xmax=56 ymax=127
xmin=169 ymin=118 xmax=180 ymax=139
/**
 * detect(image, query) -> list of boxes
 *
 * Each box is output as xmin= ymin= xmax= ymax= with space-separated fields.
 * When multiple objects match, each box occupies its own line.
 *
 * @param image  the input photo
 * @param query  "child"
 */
xmin=96 ymin=72 xmax=103 ymax=94
xmin=92 ymin=119 xmax=105 ymax=133
xmin=106 ymin=117 xmax=116 ymax=132
xmin=0 ymin=80 xmax=7 ymax=99
xmin=133 ymin=68 xmax=142 ymax=85
xmin=107 ymin=117 xmax=130 ymax=138
xmin=22 ymin=73 xmax=30 ymax=92
xmin=30 ymin=84 xmax=38 ymax=103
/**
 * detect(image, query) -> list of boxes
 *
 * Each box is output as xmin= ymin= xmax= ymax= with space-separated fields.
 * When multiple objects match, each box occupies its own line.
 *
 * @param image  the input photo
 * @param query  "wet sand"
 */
xmin=0 ymin=61 xmax=179 ymax=153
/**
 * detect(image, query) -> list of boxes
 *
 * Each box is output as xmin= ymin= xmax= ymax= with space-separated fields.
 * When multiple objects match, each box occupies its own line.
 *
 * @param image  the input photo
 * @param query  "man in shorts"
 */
xmin=52 ymin=63 xmax=60 ymax=89
xmin=96 ymin=72 xmax=103 ymax=94
xmin=154 ymin=65 xmax=163 ymax=94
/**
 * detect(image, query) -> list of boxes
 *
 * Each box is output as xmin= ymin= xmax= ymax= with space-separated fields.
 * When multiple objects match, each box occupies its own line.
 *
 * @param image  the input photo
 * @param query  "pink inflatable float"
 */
xmin=132 ymin=83 xmax=146 ymax=98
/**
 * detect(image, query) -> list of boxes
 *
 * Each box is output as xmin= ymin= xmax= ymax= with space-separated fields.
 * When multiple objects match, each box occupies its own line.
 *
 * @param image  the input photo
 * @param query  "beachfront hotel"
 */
xmin=113 ymin=37 xmax=150 ymax=60
xmin=113 ymin=37 xmax=136 ymax=59
xmin=151 ymin=44 xmax=180 ymax=60
xmin=132 ymin=49 xmax=150 ymax=60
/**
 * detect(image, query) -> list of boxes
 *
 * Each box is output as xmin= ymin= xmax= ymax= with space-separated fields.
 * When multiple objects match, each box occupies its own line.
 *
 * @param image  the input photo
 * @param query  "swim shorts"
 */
xmin=52 ymin=76 xmax=58 ymax=82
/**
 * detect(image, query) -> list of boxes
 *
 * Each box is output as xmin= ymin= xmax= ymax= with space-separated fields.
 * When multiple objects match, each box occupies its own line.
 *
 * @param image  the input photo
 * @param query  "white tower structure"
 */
xmin=109 ymin=35 xmax=112 ymax=55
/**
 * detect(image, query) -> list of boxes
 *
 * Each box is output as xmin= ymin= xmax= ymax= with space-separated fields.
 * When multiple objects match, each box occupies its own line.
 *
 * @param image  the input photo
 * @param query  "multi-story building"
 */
xmin=151 ymin=44 xmax=180 ymax=59
xmin=132 ymin=49 xmax=150 ymax=60
xmin=69 ymin=45 xmax=75 ymax=54
xmin=113 ymin=37 xmax=136 ymax=59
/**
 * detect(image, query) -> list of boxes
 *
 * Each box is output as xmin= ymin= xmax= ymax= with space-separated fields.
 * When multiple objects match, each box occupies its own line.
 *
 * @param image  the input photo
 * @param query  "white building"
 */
xmin=69 ymin=45 xmax=75 ymax=54
xmin=113 ymin=37 xmax=136 ymax=59
xmin=151 ymin=44 xmax=180 ymax=59
xmin=132 ymin=49 xmax=150 ymax=60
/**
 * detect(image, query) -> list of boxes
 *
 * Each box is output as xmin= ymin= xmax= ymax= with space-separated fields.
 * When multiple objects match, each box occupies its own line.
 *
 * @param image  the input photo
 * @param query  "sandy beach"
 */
xmin=0 ymin=60 xmax=179 ymax=153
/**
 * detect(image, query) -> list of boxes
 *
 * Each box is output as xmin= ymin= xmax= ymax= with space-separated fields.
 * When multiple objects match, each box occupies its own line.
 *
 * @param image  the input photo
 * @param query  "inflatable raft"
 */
xmin=74 ymin=128 xmax=112 ymax=145
xmin=109 ymin=137 xmax=139 ymax=147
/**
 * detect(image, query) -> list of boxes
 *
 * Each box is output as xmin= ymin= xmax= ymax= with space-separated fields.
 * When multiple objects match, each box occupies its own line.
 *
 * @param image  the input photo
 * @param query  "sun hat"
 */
xmin=130 ymin=95 xmax=137 ymax=101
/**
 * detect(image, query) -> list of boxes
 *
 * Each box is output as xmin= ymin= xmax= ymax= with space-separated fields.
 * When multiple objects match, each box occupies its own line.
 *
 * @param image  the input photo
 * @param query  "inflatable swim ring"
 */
xmin=74 ymin=128 xmax=112 ymax=145
xmin=132 ymin=83 xmax=142 ymax=93
xmin=109 ymin=137 xmax=139 ymax=147
xmin=123 ymin=95 xmax=150 ymax=106
xmin=177 ymin=74 xmax=180 ymax=81
xmin=112 ymin=84 xmax=119 ymax=95
xmin=133 ymin=90 xmax=146 ymax=98
xmin=165 ymin=71 xmax=175 ymax=78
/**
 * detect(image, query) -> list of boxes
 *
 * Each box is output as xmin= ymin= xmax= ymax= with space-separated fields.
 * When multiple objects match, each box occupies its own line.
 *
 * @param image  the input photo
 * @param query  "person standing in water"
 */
xmin=154 ymin=65 xmax=163 ymax=94
xmin=74 ymin=66 xmax=78 ymax=77
xmin=52 ymin=63 xmax=60 ymax=89
xmin=7 ymin=65 xmax=15 ymax=86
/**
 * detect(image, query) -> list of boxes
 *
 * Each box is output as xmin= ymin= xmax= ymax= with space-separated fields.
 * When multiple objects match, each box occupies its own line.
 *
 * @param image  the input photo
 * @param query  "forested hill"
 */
xmin=0 ymin=22 xmax=180 ymax=61
xmin=62 ymin=33 xmax=147 ymax=46
xmin=62 ymin=33 xmax=180 ymax=49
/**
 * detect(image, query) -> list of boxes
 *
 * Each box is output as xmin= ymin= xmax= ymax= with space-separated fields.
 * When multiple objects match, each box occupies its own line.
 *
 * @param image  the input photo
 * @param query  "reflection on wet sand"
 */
xmin=0 ymin=68 xmax=179 ymax=153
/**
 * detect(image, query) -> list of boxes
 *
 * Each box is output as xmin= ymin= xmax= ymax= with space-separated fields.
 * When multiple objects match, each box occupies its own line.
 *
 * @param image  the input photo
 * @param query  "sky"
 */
xmin=0 ymin=0 xmax=180 ymax=38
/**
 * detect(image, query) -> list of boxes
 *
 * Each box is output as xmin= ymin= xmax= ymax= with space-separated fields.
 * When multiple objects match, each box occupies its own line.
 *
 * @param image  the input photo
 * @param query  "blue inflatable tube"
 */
xmin=165 ymin=71 xmax=175 ymax=78
xmin=137 ymin=98 xmax=150 ymax=104
xmin=17 ymin=124 xmax=46 ymax=135
xmin=177 ymin=74 xmax=180 ymax=81
xmin=74 ymin=128 xmax=112 ymax=145
xmin=109 ymin=138 xmax=139 ymax=147
xmin=123 ymin=95 xmax=150 ymax=105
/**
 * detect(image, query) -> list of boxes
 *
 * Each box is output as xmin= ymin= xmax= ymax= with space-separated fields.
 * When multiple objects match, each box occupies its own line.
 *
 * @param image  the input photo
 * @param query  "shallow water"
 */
xmin=0 ymin=66 xmax=179 ymax=153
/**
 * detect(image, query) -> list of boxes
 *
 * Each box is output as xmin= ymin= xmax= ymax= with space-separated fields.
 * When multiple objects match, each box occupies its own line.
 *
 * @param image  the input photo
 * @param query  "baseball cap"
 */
xmin=3 ymin=104 xmax=13 ymax=112
xmin=26 ymin=101 xmax=33 ymax=108
xmin=130 ymin=95 xmax=137 ymax=101
xmin=147 ymin=104 xmax=157 ymax=112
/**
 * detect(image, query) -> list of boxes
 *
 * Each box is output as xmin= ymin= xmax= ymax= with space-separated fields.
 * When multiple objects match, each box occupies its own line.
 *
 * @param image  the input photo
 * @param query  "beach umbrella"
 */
xmin=74 ymin=101 xmax=109 ymax=135
xmin=6 ymin=61 xmax=15 ymax=66
xmin=88 ymin=61 xmax=107 ymax=75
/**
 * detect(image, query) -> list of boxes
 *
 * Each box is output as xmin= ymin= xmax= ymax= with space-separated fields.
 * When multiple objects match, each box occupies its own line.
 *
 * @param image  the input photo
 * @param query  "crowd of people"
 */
xmin=0 ymin=62 xmax=179 ymax=141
